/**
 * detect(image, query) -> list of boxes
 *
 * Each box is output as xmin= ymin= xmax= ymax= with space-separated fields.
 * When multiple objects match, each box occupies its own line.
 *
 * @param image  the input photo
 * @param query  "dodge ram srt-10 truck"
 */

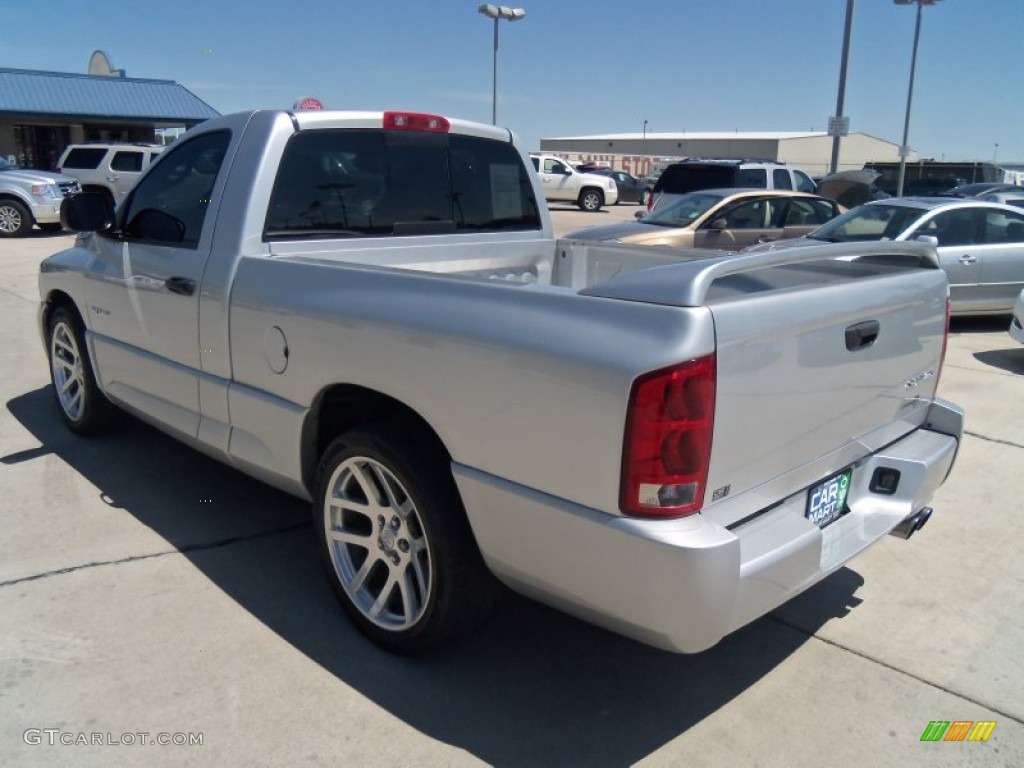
xmin=40 ymin=108 xmax=963 ymax=654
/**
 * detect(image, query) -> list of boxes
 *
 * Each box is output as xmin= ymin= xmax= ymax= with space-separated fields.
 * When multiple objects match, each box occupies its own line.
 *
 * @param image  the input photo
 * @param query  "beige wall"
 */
xmin=776 ymin=134 xmax=915 ymax=175
xmin=541 ymin=133 xmax=915 ymax=177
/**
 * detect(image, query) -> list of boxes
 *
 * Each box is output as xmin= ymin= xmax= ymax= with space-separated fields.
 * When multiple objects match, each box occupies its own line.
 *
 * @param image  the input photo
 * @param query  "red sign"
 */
xmin=293 ymin=97 xmax=324 ymax=111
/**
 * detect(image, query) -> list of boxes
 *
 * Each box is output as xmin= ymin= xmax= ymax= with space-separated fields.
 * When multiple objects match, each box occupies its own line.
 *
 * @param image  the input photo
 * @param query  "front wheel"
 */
xmin=314 ymin=423 xmax=499 ymax=653
xmin=0 ymin=199 xmax=32 ymax=237
xmin=578 ymin=188 xmax=604 ymax=212
xmin=47 ymin=306 xmax=116 ymax=433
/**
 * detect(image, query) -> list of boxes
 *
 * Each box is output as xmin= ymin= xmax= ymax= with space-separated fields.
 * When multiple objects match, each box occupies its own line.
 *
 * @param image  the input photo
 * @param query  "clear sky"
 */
xmin=5 ymin=0 xmax=1022 ymax=162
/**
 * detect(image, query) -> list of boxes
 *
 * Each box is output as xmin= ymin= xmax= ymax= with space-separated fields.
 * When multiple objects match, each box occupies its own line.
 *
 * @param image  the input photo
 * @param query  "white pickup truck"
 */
xmin=530 ymin=153 xmax=618 ymax=211
xmin=41 ymin=108 xmax=962 ymax=654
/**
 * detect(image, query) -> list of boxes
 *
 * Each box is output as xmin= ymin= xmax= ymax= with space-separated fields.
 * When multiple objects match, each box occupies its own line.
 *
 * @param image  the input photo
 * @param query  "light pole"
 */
xmin=894 ymin=0 xmax=940 ymax=197
xmin=478 ymin=4 xmax=526 ymax=125
xmin=642 ymin=119 xmax=648 ymax=174
xmin=829 ymin=0 xmax=855 ymax=175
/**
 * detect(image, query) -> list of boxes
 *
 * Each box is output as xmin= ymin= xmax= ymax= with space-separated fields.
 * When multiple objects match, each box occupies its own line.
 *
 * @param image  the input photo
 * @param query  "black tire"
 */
xmin=314 ymin=423 xmax=499 ymax=653
xmin=578 ymin=188 xmax=604 ymax=212
xmin=46 ymin=306 xmax=117 ymax=434
xmin=38 ymin=222 xmax=64 ymax=232
xmin=0 ymin=199 xmax=33 ymax=238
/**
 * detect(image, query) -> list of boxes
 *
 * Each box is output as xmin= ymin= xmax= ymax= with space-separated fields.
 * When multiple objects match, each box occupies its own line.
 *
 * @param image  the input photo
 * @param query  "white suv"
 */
xmin=530 ymin=154 xmax=618 ymax=211
xmin=56 ymin=143 xmax=165 ymax=205
xmin=649 ymin=159 xmax=817 ymax=211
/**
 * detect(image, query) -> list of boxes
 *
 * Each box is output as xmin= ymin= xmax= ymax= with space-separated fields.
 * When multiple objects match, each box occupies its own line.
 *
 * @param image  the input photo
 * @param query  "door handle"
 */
xmin=958 ymin=254 xmax=977 ymax=264
xmin=165 ymin=276 xmax=196 ymax=296
xmin=845 ymin=320 xmax=880 ymax=351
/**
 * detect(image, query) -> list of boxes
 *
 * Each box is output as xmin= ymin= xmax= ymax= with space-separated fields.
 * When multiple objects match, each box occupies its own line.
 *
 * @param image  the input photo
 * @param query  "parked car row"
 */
xmin=0 ymin=141 xmax=167 ymax=237
xmin=569 ymin=180 xmax=1024 ymax=317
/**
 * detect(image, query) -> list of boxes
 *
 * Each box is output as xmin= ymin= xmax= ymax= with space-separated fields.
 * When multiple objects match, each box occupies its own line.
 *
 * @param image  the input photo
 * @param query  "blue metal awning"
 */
xmin=0 ymin=68 xmax=220 ymax=123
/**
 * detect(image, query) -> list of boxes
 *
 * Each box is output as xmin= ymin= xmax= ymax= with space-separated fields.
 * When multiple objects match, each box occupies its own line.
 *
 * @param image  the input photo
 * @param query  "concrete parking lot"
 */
xmin=1 ymin=212 xmax=1022 ymax=767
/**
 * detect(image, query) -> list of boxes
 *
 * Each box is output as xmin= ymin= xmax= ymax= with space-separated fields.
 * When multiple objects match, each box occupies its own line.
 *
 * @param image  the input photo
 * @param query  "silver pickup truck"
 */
xmin=40 ymin=109 xmax=963 ymax=654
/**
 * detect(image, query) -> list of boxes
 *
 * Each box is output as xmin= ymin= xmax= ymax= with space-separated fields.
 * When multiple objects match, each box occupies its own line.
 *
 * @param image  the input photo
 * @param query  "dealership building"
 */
xmin=539 ymin=130 xmax=913 ymax=178
xmin=0 ymin=53 xmax=219 ymax=170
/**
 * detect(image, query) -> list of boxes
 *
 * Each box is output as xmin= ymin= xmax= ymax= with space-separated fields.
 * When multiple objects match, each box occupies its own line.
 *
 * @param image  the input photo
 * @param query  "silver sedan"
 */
xmin=747 ymin=198 xmax=1024 ymax=315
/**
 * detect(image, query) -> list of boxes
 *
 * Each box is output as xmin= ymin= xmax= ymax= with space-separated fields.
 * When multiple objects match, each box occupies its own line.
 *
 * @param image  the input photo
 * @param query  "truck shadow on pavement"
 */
xmin=972 ymin=349 xmax=1024 ymax=375
xmin=6 ymin=386 xmax=864 ymax=767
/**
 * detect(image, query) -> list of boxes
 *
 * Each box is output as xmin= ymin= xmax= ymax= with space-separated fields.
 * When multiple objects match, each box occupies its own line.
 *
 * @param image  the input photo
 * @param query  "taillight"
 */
xmin=621 ymin=355 xmax=716 ymax=518
xmin=383 ymin=111 xmax=450 ymax=133
xmin=646 ymin=192 xmax=655 ymax=213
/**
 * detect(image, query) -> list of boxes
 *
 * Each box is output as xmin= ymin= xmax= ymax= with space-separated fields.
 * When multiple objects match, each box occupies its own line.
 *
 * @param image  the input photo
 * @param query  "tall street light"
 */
xmin=478 ymin=4 xmax=526 ymax=125
xmin=829 ymin=0 xmax=855 ymax=175
xmin=894 ymin=0 xmax=940 ymax=197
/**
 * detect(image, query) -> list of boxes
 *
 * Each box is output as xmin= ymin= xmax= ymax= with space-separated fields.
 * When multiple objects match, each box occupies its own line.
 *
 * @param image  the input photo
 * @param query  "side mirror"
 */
xmin=561 ymin=167 xmax=572 ymax=176
xmin=709 ymin=218 xmax=728 ymax=231
xmin=60 ymin=192 xmax=114 ymax=233
xmin=915 ymin=235 xmax=939 ymax=246
xmin=128 ymin=209 xmax=186 ymax=244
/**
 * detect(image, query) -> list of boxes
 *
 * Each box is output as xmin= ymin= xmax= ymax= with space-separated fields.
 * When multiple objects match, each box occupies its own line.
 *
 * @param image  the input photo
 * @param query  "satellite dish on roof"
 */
xmin=88 ymin=50 xmax=125 ymax=78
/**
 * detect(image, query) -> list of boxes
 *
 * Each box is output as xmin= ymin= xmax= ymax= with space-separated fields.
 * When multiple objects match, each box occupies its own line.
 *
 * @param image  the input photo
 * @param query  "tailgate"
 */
xmin=703 ymin=260 xmax=947 ymax=525
xmin=578 ymin=241 xmax=949 ymax=526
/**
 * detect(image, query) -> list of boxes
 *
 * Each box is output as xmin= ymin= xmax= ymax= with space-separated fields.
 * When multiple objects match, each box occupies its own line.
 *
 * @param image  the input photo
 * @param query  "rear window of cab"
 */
xmin=265 ymin=130 xmax=542 ymax=240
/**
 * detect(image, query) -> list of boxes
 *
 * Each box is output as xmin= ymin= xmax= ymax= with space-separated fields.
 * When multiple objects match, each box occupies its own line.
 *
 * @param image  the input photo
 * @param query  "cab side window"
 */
xmin=918 ymin=210 xmax=977 ymax=247
xmin=980 ymin=209 xmax=1024 ymax=244
xmin=773 ymin=169 xmax=793 ymax=190
xmin=111 ymin=151 xmax=144 ymax=172
xmin=785 ymin=199 xmax=838 ymax=227
xmin=737 ymin=169 xmax=767 ymax=188
xmin=120 ymin=131 xmax=230 ymax=248
xmin=718 ymin=199 xmax=769 ymax=229
xmin=794 ymin=171 xmax=817 ymax=193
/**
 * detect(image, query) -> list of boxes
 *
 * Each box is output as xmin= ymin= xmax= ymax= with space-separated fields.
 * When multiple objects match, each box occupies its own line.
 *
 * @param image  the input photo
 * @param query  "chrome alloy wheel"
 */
xmin=50 ymin=320 xmax=86 ymax=422
xmin=323 ymin=456 xmax=432 ymax=631
xmin=0 ymin=203 xmax=24 ymax=235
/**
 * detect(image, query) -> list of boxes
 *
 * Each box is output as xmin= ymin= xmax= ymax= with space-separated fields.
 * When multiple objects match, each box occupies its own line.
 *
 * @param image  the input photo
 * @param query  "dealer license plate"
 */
xmin=806 ymin=469 xmax=852 ymax=529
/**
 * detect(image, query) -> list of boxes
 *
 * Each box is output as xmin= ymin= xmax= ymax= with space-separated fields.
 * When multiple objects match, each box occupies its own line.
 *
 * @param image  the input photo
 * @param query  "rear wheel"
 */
xmin=314 ymin=423 xmax=498 ymax=653
xmin=578 ymin=188 xmax=604 ymax=212
xmin=0 ymin=199 xmax=32 ymax=237
xmin=47 ymin=306 xmax=117 ymax=433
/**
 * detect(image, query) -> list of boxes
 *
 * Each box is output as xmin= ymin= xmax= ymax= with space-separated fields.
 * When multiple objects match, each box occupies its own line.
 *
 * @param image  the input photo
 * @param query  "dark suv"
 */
xmin=649 ymin=159 xmax=816 ymax=211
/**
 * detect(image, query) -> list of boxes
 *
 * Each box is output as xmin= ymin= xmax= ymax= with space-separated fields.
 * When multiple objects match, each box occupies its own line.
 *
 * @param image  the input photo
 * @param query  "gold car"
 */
xmin=566 ymin=188 xmax=843 ymax=250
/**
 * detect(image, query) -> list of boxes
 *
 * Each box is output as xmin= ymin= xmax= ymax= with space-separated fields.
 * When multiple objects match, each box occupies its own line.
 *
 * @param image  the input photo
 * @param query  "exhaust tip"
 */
xmin=890 ymin=507 xmax=933 ymax=539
